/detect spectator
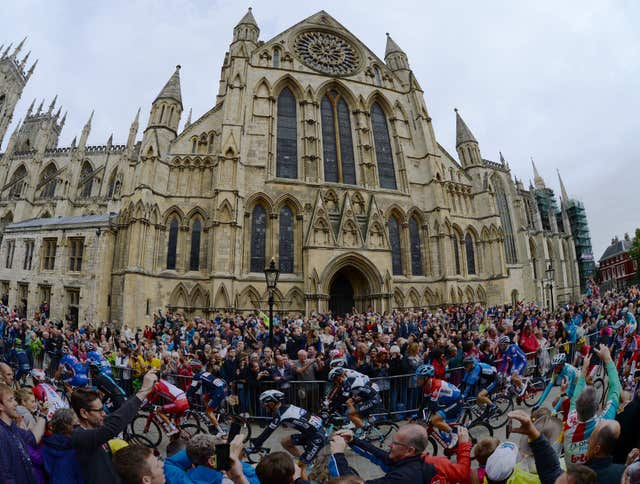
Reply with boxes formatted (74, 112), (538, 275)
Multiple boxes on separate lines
(584, 420), (625, 483)
(0, 382), (46, 483)
(614, 387), (640, 464)
(112, 444), (166, 484)
(69, 369), (157, 484)
(41, 408), (84, 484)
(0, 362), (14, 387)
(255, 451), (310, 484)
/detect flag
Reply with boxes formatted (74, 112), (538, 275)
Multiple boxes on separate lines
(259, 310), (270, 328)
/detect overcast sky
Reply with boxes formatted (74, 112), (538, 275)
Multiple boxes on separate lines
(2, 0), (638, 260)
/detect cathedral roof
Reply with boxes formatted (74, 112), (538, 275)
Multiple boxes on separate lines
(155, 65), (182, 107)
(6, 213), (114, 231)
(384, 33), (405, 57)
(236, 7), (258, 27)
(455, 109), (477, 147)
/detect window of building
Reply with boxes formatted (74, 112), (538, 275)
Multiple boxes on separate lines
(373, 66), (382, 86)
(42, 238), (57, 270)
(409, 217), (423, 276)
(68, 238), (84, 272)
(208, 133), (214, 154)
(166, 218), (179, 270)
(191, 138), (197, 154)
(18, 283), (28, 317)
(5, 240), (15, 269)
(388, 215), (403, 275)
(39, 285), (51, 314)
(276, 88), (298, 179)
(273, 47), (280, 67)
(279, 206), (294, 274)
(8, 165), (27, 199)
(39, 163), (58, 199)
(465, 233), (476, 275)
(371, 103), (397, 189)
(66, 287), (80, 324)
(321, 91), (356, 185)
(189, 219), (201, 271)
(250, 205), (267, 272)
(494, 181), (517, 264)
(107, 169), (119, 198)
(453, 235), (461, 275)
(78, 161), (94, 198)
(23, 240), (34, 270)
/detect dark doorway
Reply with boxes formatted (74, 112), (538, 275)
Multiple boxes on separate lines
(329, 273), (354, 316)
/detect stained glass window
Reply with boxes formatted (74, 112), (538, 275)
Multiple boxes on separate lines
(337, 99), (356, 184)
(409, 217), (423, 276)
(79, 161), (93, 198)
(321, 96), (338, 183)
(495, 182), (517, 264)
(166, 218), (179, 270)
(453, 235), (461, 275)
(39, 164), (57, 199)
(388, 216), (403, 275)
(371, 103), (396, 189)
(279, 207), (294, 273)
(321, 91), (356, 184)
(190, 219), (201, 271)
(250, 205), (266, 272)
(8, 165), (27, 199)
(276, 88), (298, 179)
(465, 233), (476, 275)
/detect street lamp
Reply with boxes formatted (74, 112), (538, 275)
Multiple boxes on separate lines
(264, 258), (280, 349)
(545, 264), (555, 311)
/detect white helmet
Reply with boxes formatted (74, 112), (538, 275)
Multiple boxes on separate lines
(259, 389), (284, 405)
(551, 353), (566, 366)
(31, 368), (46, 383)
(329, 357), (347, 369)
(328, 367), (346, 380)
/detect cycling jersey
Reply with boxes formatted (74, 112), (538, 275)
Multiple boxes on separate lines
(344, 369), (370, 388)
(92, 370), (127, 410)
(462, 361), (497, 398)
(422, 378), (462, 422)
(87, 350), (113, 376)
(32, 382), (68, 419)
(499, 344), (527, 375)
(187, 371), (227, 409)
(59, 354), (89, 387)
(251, 404), (324, 464)
(616, 335), (640, 370)
(6, 347), (31, 380)
(537, 363), (579, 411)
(147, 379), (189, 415)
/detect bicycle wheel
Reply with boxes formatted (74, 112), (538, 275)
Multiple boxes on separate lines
(523, 377), (546, 407)
(180, 423), (202, 440)
(363, 420), (398, 448)
(467, 421), (493, 444)
(219, 414), (252, 443)
(124, 431), (155, 448)
(130, 413), (163, 448)
(592, 378), (606, 407)
(425, 436), (439, 456)
(487, 395), (513, 429)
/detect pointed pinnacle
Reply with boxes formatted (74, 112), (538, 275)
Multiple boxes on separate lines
(2, 43), (13, 58)
(499, 151), (506, 164)
(20, 50), (30, 69)
(37, 99), (44, 114)
(48, 95), (58, 113)
(185, 107), (192, 127)
(27, 59), (38, 76)
(71, 136), (77, 148)
(557, 169), (569, 201)
(12, 37), (26, 57)
(54, 106), (62, 119)
(26, 98), (35, 115)
(131, 107), (140, 128)
(59, 111), (67, 128)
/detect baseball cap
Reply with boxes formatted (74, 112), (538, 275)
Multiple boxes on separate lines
(486, 442), (518, 481)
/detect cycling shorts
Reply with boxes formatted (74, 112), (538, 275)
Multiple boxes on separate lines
(291, 431), (325, 464)
(437, 400), (462, 423)
(206, 387), (227, 410)
(511, 360), (526, 376)
(160, 398), (189, 415)
(355, 394), (381, 416)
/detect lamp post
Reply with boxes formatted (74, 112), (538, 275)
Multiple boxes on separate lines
(546, 264), (555, 311)
(264, 258), (280, 349)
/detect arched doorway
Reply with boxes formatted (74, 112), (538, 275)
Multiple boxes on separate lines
(328, 265), (371, 316)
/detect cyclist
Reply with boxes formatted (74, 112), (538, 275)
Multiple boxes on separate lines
(326, 366), (380, 431)
(5, 338), (31, 384)
(416, 364), (462, 448)
(616, 323), (639, 372)
(498, 335), (527, 395)
(30, 368), (68, 419)
(146, 378), (190, 436)
(460, 356), (498, 411)
(250, 389), (324, 468)
(87, 343), (114, 376)
(57, 347), (89, 389)
(88, 360), (127, 410)
(186, 360), (227, 436)
(534, 352), (579, 414)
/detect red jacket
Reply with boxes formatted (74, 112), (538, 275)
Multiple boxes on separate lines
(422, 440), (472, 484)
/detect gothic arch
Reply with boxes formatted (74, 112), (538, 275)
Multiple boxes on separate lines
(186, 206), (208, 224)
(271, 74), (305, 100)
(406, 207), (425, 225)
(364, 90), (395, 116)
(169, 283), (189, 309)
(286, 287), (305, 311)
(477, 286), (487, 303)
(38, 162), (58, 199)
(315, 79), (358, 107)
(162, 206), (185, 225)
(214, 285), (231, 309)
(323, 189), (340, 213)
(351, 191), (366, 215)
(273, 193), (303, 214)
(465, 286), (475, 303)
(319, 252), (384, 294)
(238, 286), (261, 310)
(7, 164), (28, 199)
(408, 288), (421, 308)
(393, 288), (405, 309)
(424, 288), (436, 306)
(450, 287), (458, 303)
(383, 204), (407, 224)
(244, 192), (274, 215)
(190, 284), (210, 309)
(216, 199), (234, 223)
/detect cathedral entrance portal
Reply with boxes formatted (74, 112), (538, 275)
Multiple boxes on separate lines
(328, 265), (371, 316)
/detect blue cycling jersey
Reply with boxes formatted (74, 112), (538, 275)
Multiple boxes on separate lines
(7, 348), (31, 369)
(87, 351), (113, 376)
(538, 363), (579, 410)
(499, 344), (527, 373)
(462, 361), (497, 398)
(60, 354), (89, 387)
(188, 371), (227, 409)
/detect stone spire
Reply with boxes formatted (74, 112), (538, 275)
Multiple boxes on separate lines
(127, 108), (140, 150)
(154, 65), (182, 107)
(26, 59), (37, 80)
(532, 157), (546, 189)
(385, 32), (405, 57)
(2, 43), (13, 58)
(36, 99), (44, 114)
(455, 108), (478, 147)
(232, 7), (259, 46)
(79, 110), (94, 150)
(557, 169), (569, 201)
(19, 50), (30, 70)
(48, 95), (58, 114)
(499, 151), (506, 165)
(106, 133), (113, 150)
(11, 37), (26, 58)
(184, 107), (192, 128)
(59, 111), (67, 129)
(237, 7), (258, 28)
(26, 98), (35, 116)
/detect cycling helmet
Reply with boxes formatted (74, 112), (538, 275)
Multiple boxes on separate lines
(551, 353), (567, 366)
(86, 342), (95, 351)
(259, 389), (285, 405)
(14, 338), (23, 348)
(415, 364), (435, 378)
(498, 336), (511, 345)
(625, 323), (637, 338)
(31, 368), (46, 383)
(88, 360), (101, 371)
(329, 357), (347, 369)
(462, 356), (476, 367)
(328, 367), (346, 380)
(190, 359), (203, 371)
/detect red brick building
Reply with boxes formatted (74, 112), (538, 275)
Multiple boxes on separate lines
(598, 233), (638, 290)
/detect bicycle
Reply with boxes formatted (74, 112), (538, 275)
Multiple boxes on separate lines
(320, 406), (398, 449)
(458, 393), (513, 430)
(129, 404), (200, 448)
(503, 374), (548, 407)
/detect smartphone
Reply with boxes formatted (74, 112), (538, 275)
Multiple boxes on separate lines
(214, 443), (231, 471)
(227, 421), (241, 443)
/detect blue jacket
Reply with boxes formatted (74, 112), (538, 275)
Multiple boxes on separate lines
(41, 433), (84, 484)
(164, 449), (259, 484)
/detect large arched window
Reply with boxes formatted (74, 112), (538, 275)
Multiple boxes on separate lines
(189, 219), (202, 271)
(452, 235), (461, 275)
(321, 90), (356, 185)
(78, 161), (94, 199)
(107, 169), (120, 198)
(279, 206), (294, 274)
(250, 205), (267, 272)
(276, 88), (298, 179)
(166, 218), (179, 270)
(39, 163), (57, 200)
(494, 179), (517, 264)
(409, 217), (423, 276)
(8, 165), (27, 199)
(371, 103), (396, 189)
(388, 215), (403, 275)
(465, 233), (476, 275)
(529, 239), (538, 280)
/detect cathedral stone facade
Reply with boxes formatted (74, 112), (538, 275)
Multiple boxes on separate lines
(0, 10), (582, 325)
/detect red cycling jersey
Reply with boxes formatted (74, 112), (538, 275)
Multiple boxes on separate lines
(147, 379), (189, 415)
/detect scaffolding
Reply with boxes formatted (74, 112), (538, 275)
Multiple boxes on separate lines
(534, 187), (559, 231)
(565, 199), (595, 291)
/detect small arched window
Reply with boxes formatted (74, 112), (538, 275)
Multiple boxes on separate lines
(388, 215), (403, 275)
(39, 163), (58, 200)
(159, 105), (165, 123)
(373, 66), (382, 86)
(465, 233), (476, 275)
(371, 103), (396, 189)
(107, 169), (119, 198)
(279, 206), (294, 274)
(8, 165), (27, 199)
(250, 205), (267, 272)
(189, 219), (202, 271)
(79, 161), (93, 198)
(452, 234), (461, 275)
(276, 88), (298, 179)
(409, 217), (422, 276)
(191, 138), (197, 154)
(166, 218), (179, 270)
(208, 133), (214, 154)
(273, 48), (280, 67)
